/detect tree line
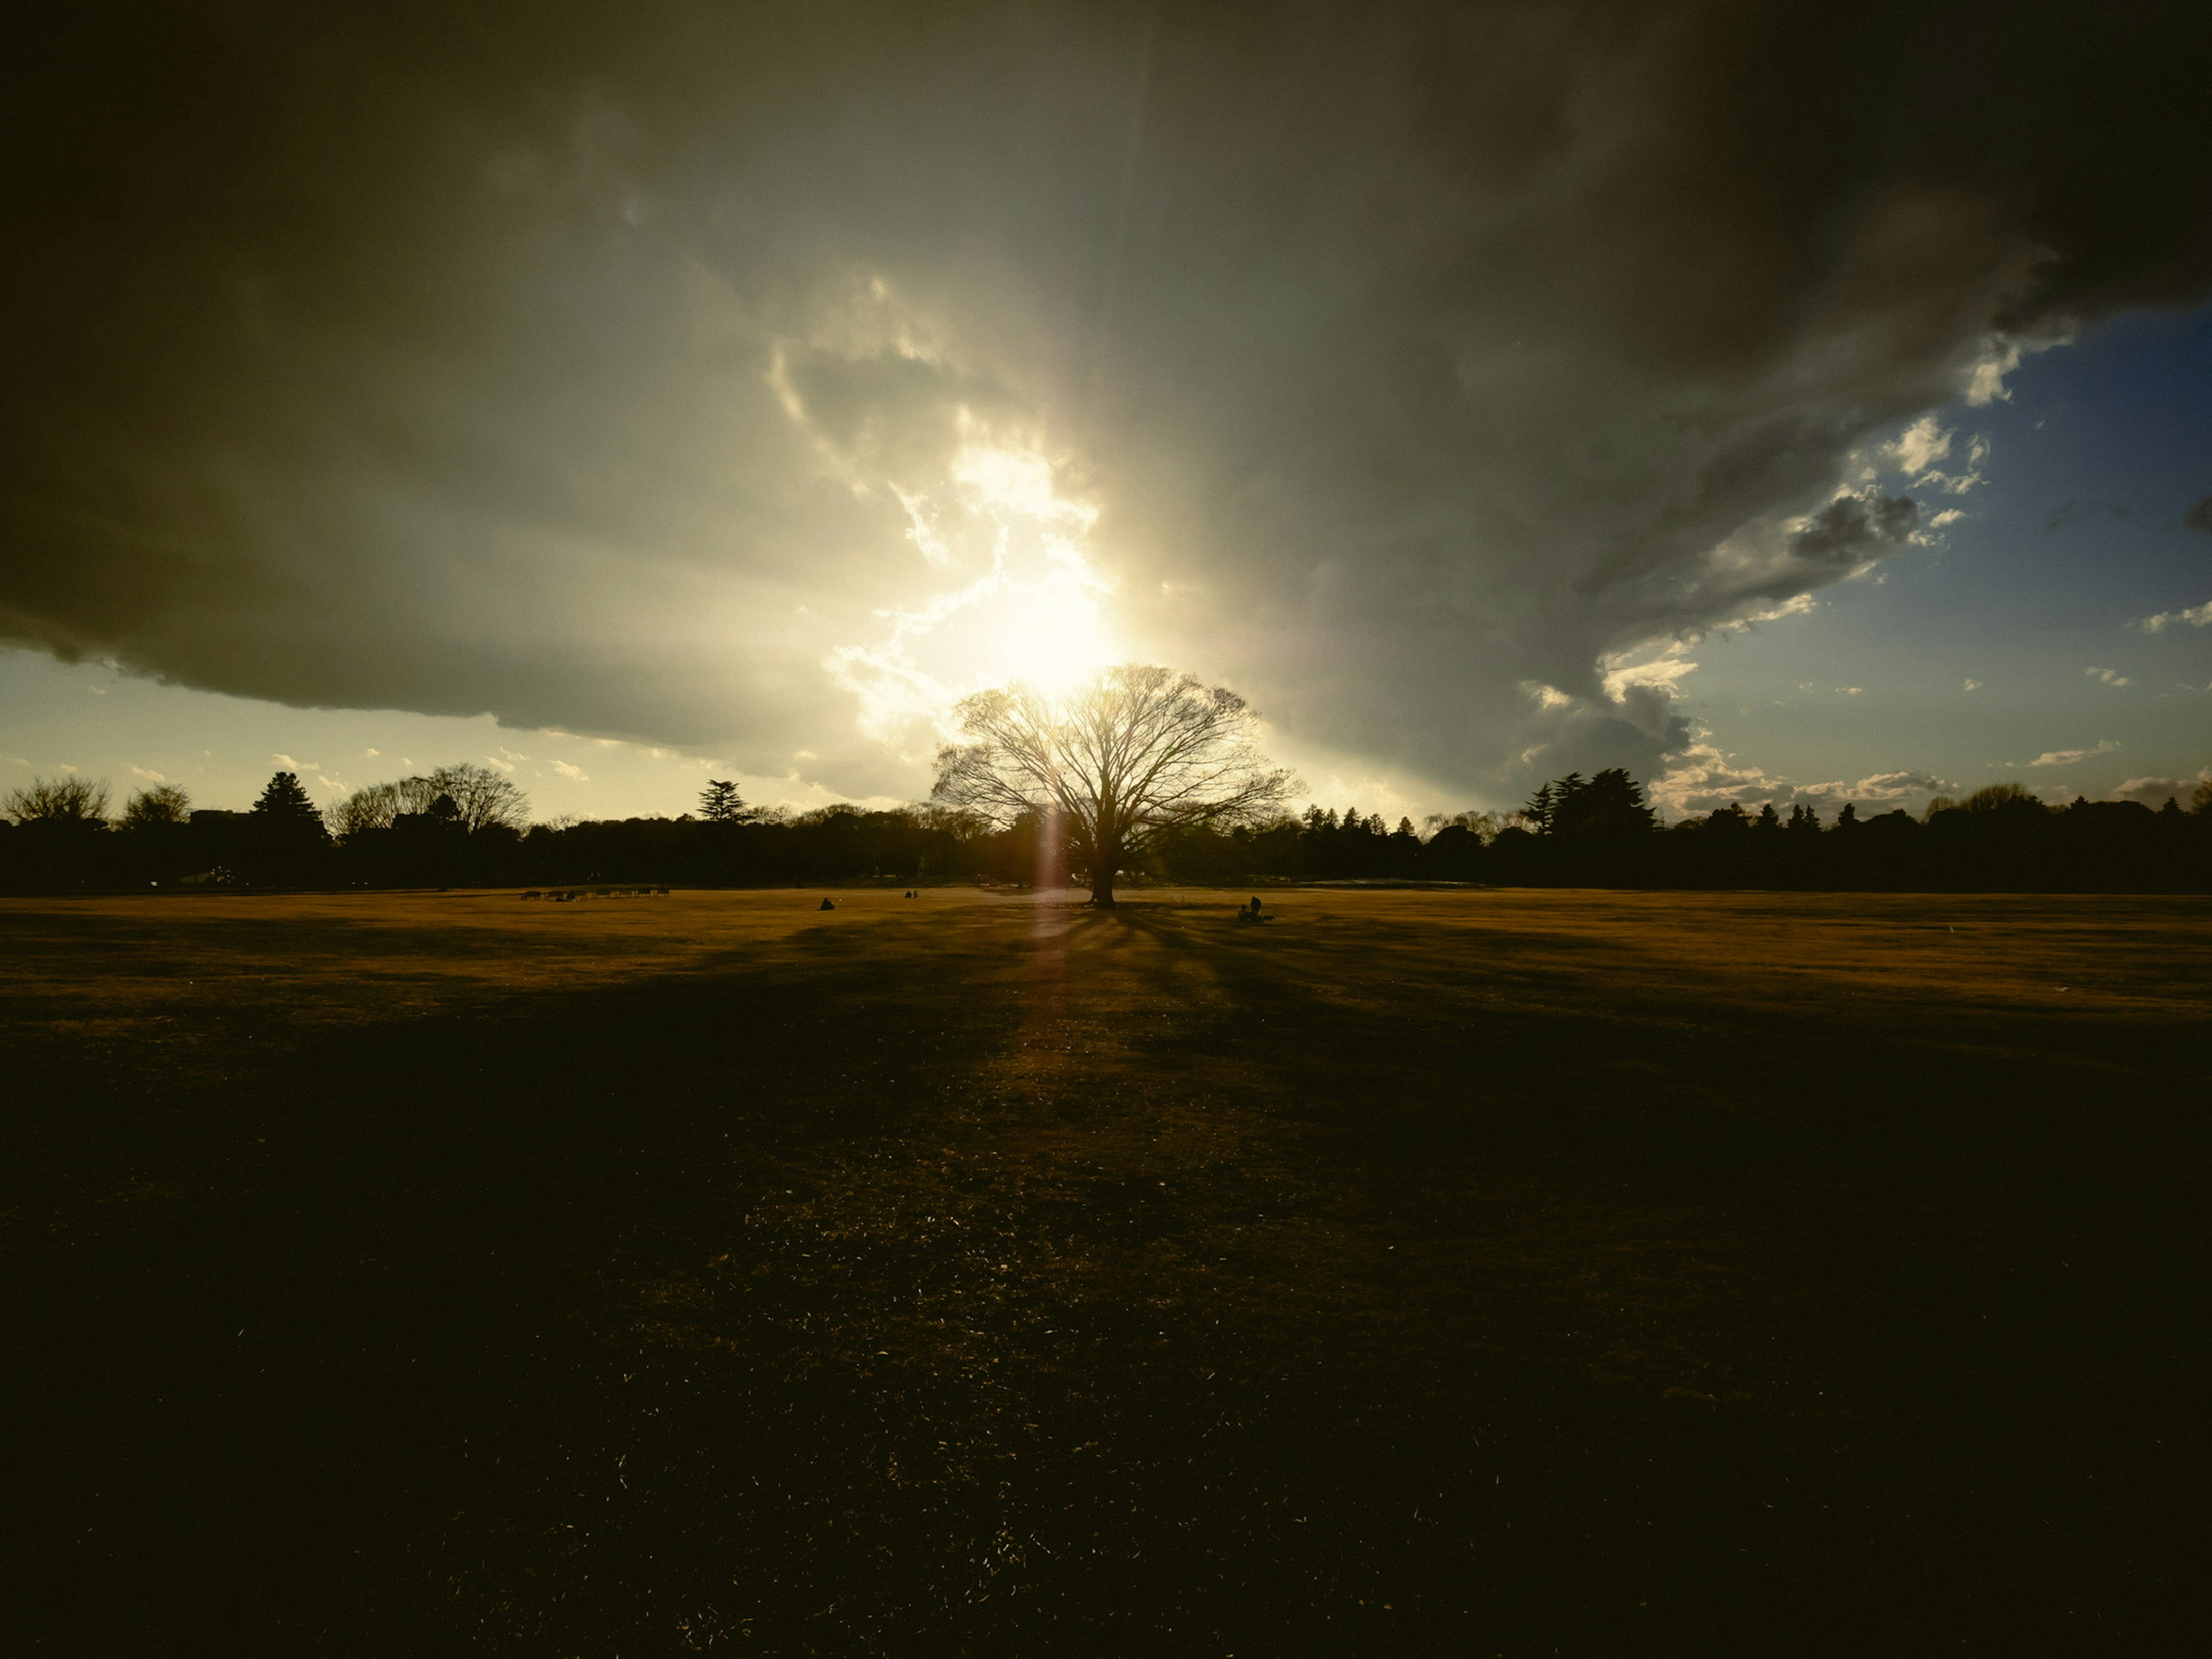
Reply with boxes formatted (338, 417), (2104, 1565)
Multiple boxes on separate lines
(1150, 770), (2212, 893)
(5, 760), (2207, 895)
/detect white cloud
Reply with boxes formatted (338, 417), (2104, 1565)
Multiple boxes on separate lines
(1525, 682), (1575, 711)
(2029, 738), (2120, 767)
(1963, 679), (1981, 691)
(551, 759), (588, 781)
(2084, 666), (2132, 687)
(1649, 730), (1953, 817)
(2134, 600), (2212, 633)
(2112, 769), (2210, 806)
(1928, 509), (1964, 529)
(1921, 435), (1992, 496)
(1962, 338), (2027, 406)
(128, 765), (172, 783)
(1884, 415), (1952, 476)
(1601, 655), (1699, 703)
(1836, 686), (1862, 695)
(1881, 415), (1990, 499)
(1828, 770), (1958, 804)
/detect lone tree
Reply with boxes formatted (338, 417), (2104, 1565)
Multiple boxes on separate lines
(253, 770), (324, 828)
(699, 779), (749, 822)
(933, 664), (1295, 906)
(120, 782), (192, 829)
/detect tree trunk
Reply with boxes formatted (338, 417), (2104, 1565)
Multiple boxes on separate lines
(1088, 834), (1118, 906)
(1088, 823), (1123, 902)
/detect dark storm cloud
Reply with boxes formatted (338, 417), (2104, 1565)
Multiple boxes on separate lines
(5, 1), (2211, 797)
(2186, 497), (2212, 536)
(1789, 493), (1918, 571)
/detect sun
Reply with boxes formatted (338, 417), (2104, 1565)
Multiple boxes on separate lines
(982, 568), (1116, 693)
(826, 428), (1126, 743)
(945, 437), (1119, 693)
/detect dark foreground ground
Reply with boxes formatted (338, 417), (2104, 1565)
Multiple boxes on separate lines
(3, 888), (2207, 1655)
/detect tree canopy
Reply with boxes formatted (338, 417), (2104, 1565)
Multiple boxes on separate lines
(933, 664), (1295, 905)
(1522, 768), (1657, 836)
(120, 783), (192, 828)
(3, 774), (109, 825)
(330, 763), (529, 838)
(253, 771), (321, 824)
(698, 780), (750, 823)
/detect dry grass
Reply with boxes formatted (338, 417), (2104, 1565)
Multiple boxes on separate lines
(7, 883), (2198, 1066)
(5, 886), (2206, 1654)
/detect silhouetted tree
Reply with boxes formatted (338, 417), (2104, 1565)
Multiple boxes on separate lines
(1523, 777), (1578, 834)
(1548, 769), (1657, 836)
(329, 764), (527, 841)
(1955, 782), (2047, 819)
(933, 664), (1295, 906)
(253, 771), (321, 826)
(699, 779), (749, 822)
(5, 774), (109, 824)
(425, 764), (529, 832)
(120, 783), (192, 828)
(245, 771), (331, 884)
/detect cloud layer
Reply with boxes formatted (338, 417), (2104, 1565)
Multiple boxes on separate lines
(5, 2), (2210, 801)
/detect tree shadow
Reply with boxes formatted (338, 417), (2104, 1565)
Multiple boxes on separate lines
(7, 900), (2206, 1655)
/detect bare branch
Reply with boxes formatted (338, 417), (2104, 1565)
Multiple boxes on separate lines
(931, 664), (1298, 904)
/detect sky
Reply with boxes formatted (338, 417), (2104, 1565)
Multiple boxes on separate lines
(4, 2), (2209, 825)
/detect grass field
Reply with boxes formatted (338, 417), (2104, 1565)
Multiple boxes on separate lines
(5, 887), (2207, 1654)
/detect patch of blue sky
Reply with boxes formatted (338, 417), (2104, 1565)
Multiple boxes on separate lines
(1677, 304), (2212, 807)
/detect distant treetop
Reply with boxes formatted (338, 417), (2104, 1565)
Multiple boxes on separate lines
(252, 771), (322, 823)
(699, 779), (751, 823)
(1523, 768), (1657, 836)
(3, 774), (109, 825)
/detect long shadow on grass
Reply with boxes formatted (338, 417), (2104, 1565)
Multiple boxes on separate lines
(9, 903), (2206, 1657)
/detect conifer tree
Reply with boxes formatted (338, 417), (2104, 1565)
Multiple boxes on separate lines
(253, 771), (323, 828)
(699, 779), (748, 822)
(1524, 780), (1557, 834)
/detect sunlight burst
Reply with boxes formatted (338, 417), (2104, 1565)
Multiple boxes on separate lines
(828, 426), (1122, 748)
